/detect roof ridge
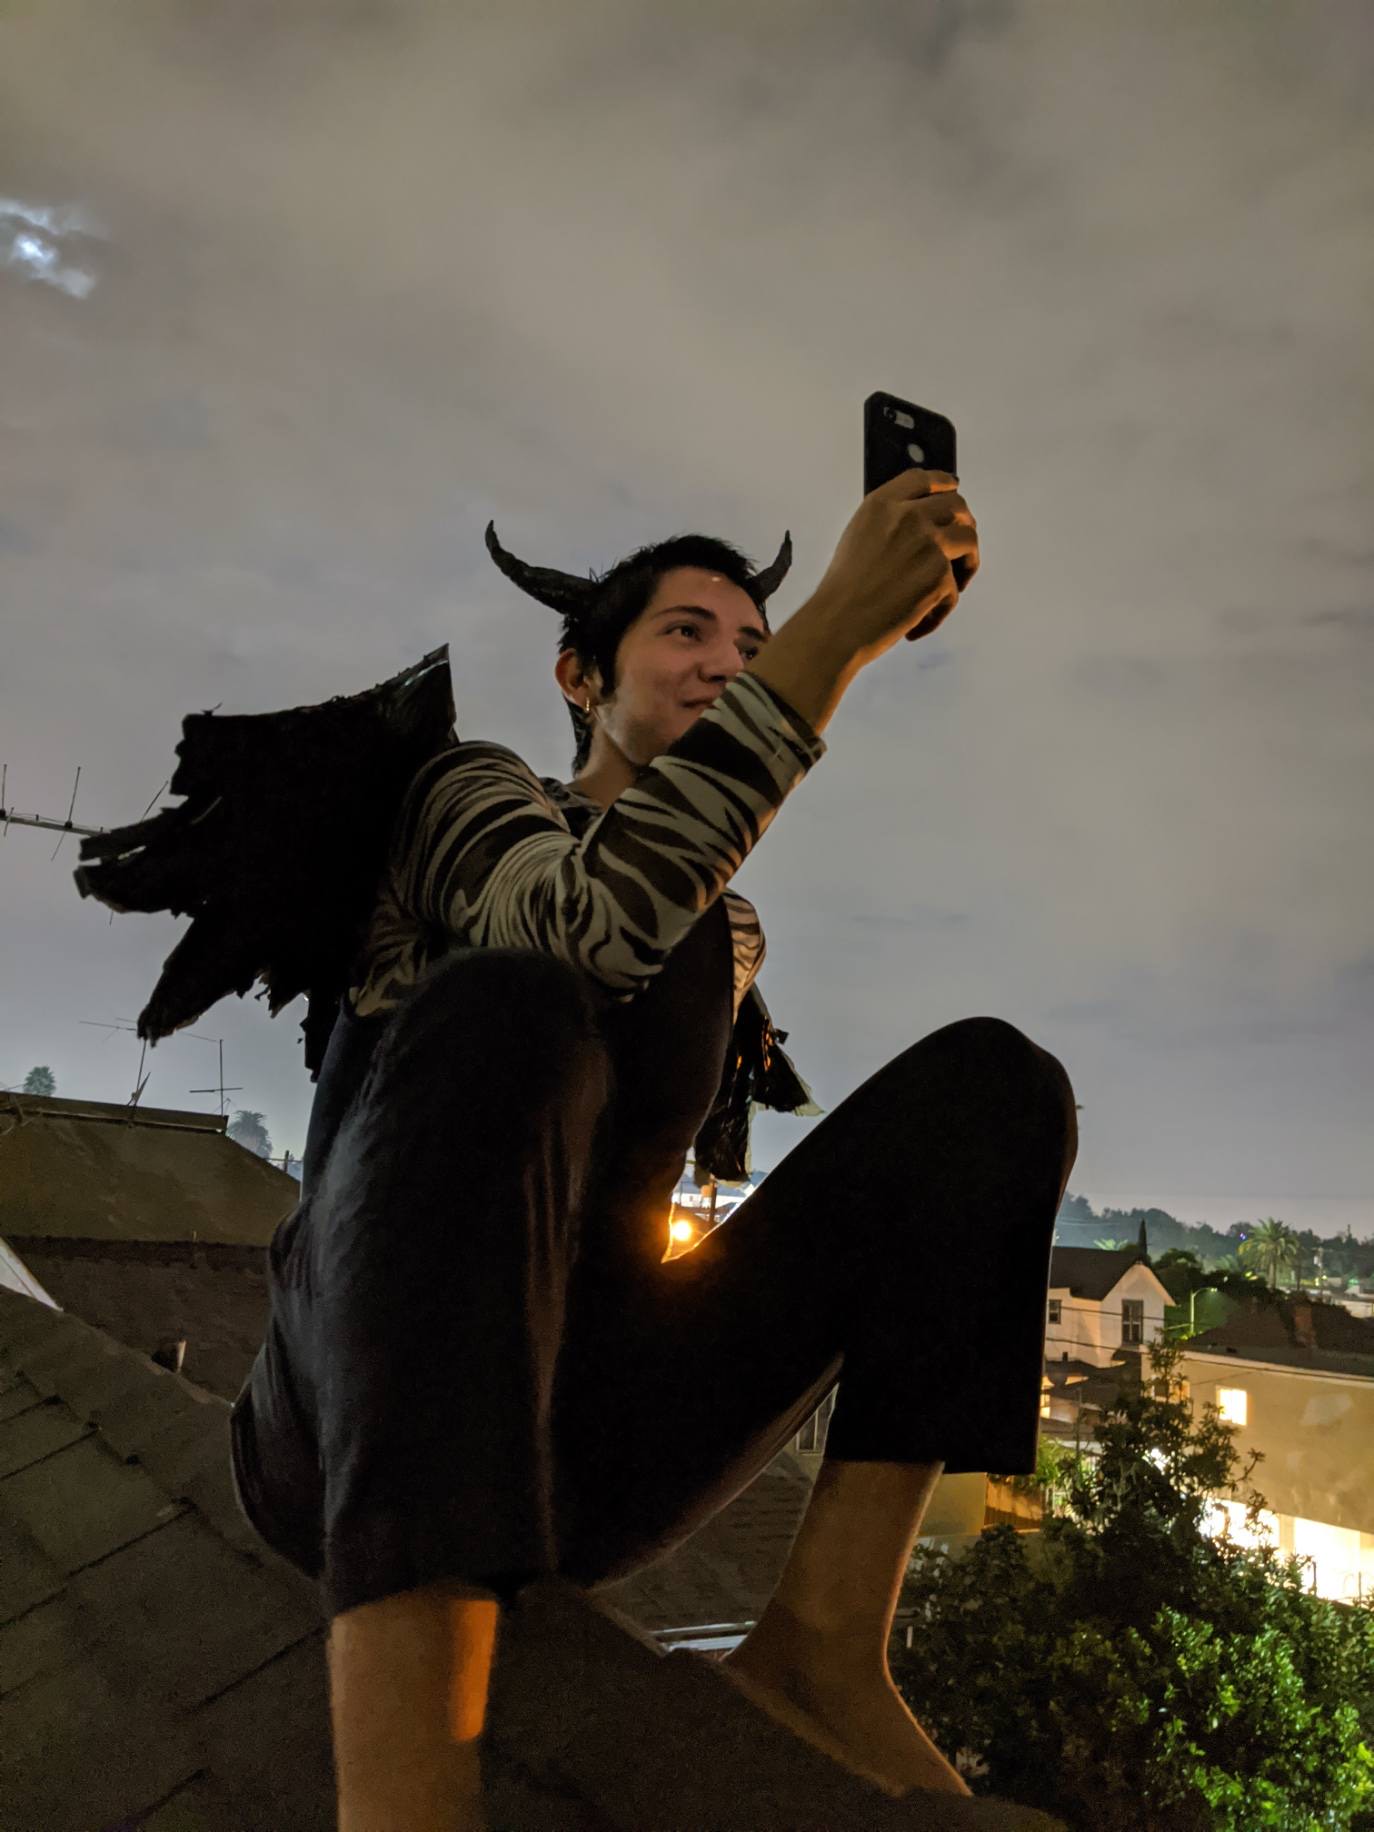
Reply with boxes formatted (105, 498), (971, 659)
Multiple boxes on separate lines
(2, 1090), (230, 1133)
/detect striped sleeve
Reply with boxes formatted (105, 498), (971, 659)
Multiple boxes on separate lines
(393, 671), (824, 1000)
(723, 890), (766, 1016)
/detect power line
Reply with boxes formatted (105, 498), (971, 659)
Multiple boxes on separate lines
(76, 1017), (151, 1108)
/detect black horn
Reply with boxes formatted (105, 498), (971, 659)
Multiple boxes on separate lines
(485, 520), (792, 615)
(484, 522), (599, 618)
(747, 530), (793, 607)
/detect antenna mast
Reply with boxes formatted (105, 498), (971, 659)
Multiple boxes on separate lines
(188, 1035), (243, 1119)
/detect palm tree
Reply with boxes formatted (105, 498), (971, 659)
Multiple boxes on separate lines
(1093, 1237), (1132, 1252)
(227, 1109), (273, 1159)
(1237, 1217), (1299, 1291)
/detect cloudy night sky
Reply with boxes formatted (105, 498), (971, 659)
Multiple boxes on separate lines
(3, 1), (1371, 1237)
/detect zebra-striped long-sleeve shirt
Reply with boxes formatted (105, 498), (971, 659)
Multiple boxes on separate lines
(346, 670), (825, 1021)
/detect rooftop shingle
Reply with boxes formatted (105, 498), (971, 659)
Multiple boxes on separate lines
(1, 1288), (1063, 1828)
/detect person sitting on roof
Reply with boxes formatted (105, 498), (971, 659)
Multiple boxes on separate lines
(224, 463), (1077, 1825)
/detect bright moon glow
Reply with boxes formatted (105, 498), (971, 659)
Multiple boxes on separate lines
(1, 197), (101, 298)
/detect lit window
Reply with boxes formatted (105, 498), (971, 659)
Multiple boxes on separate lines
(1217, 1387), (1248, 1426)
(1047, 1299), (1062, 1325)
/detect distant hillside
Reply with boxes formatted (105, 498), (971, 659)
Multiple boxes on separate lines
(1055, 1192), (1374, 1281)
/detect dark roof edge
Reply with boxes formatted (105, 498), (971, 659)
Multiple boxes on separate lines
(1, 1091), (229, 1134)
(1183, 1339), (1374, 1379)
(6, 1237), (269, 1262)
(0, 1284), (229, 1416)
(0, 1285), (321, 1589)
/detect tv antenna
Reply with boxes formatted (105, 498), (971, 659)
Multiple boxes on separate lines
(187, 1033), (243, 1119)
(78, 1017), (152, 1108)
(2, 762), (170, 921)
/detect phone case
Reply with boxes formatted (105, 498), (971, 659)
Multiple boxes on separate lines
(864, 392), (958, 495)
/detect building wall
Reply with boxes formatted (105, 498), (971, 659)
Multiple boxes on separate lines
(1207, 1497), (1374, 1604)
(1046, 1264), (1168, 1368)
(1182, 1348), (1374, 1600)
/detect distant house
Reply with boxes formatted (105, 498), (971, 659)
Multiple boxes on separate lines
(791, 1247), (1178, 1479)
(1045, 1246), (1172, 1369)
(1181, 1296), (1374, 1603)
(1016, 1247), (1173, 1444)
(0, 1089), (297, 1398)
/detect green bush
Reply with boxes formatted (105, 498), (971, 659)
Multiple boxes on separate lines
(891, 1342), (1374, 1828)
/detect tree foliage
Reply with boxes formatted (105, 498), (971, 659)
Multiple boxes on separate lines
(226, 1108), (272, 1158)
(21, 1065), (56, 1096)
(891, 1340), (1374, 1828)
(1057, 1193), (1374, 1286)
(1238, 1218), (1302, 1291)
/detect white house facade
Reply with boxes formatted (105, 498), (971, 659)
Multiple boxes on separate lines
(1046, 1248), (1172, 1369)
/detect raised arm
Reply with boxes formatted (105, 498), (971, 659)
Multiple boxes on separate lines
(394, 670), (824, 1000)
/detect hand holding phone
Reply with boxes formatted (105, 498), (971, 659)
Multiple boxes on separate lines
(864, 392), (977, 634)
(810, 461), (979, 665)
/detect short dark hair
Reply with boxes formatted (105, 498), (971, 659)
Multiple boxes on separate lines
(561, 532), (767, 773)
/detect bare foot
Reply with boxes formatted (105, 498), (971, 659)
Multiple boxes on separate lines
(715, 1638), (971, 1801)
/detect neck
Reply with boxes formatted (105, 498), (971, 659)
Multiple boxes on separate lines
(571, 753), (636, 810)
(570, 727), (645, 810)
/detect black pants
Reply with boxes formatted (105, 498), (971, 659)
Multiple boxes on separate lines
(230, 943), (1078, 1622)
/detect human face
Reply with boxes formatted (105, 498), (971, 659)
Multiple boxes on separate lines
(589, 566), (771, 764)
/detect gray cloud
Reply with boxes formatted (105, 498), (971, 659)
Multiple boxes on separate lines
(1302, 607), (1374, 634)
(2, 0), (1372, 1214)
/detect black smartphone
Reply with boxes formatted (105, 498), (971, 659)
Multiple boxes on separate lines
(863, 391), (958, 494)
(864, 391), (969, 596)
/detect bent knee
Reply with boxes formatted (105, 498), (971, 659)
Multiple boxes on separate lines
(937, 1015), (1076, 1108)
(931, 1014), (1037, 1062)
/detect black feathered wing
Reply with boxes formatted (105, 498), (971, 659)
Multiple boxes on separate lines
(73, 646), (457, 1079)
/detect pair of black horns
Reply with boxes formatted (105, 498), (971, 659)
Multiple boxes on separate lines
(483, 521), (793, 616)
